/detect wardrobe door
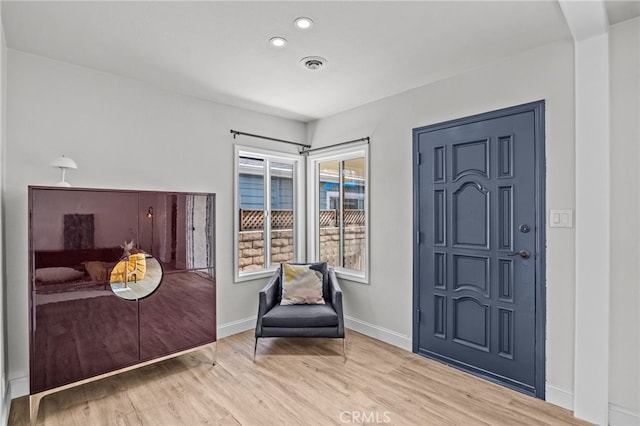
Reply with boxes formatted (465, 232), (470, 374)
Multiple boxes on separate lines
(138, 193), (216, 360)
(139, 268), (216, 360)
(31, 291), (139, 392)
(30, 188), (140, 393)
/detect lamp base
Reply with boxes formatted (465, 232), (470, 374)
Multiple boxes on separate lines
(55, 167), (72, 187)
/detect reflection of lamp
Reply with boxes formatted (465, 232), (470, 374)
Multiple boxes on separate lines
(50, 155), (78, 187)
(147, 207), (154, 255)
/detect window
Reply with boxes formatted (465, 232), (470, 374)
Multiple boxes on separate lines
(234, 146), (303, 281)
(307, 145), (369, 282)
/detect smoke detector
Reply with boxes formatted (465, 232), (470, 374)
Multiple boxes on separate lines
(300, 56), (327, 71)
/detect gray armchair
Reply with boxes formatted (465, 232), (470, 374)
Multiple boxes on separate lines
(254, 262), (345, 361)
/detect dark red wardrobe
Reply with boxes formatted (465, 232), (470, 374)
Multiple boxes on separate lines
(28, 187), (216, 396)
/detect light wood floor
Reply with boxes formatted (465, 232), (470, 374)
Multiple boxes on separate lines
(9, 330), (589, 426)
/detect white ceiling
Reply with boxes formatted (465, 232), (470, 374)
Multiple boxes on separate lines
(2, 1), (638, 122)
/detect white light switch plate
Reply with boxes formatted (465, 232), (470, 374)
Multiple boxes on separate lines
(549, 209), (573, 228)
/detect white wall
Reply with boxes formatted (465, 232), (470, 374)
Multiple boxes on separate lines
(308, 40), (577, 402)
(0, 3), (7, 424)
(609, 17), (640, 422)
(4, 50), (305, 395)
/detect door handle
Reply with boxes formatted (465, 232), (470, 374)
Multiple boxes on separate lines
(508, 249), (530, 259)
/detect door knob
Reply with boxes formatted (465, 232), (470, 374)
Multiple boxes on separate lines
(508, 249), (530, 259)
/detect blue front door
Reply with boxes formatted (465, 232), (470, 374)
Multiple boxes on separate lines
(413, 101), (545, 397)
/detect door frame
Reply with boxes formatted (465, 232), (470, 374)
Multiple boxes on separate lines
(412, 100), (546, 399)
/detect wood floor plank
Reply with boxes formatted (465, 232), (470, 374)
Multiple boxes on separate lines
(9, 330), (590, 425)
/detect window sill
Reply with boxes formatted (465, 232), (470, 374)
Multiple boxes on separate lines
(235, 268), (278, 283)
(334, 268), (368, 284)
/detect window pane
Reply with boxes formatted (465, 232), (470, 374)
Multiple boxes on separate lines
(238, 156), (265, 271)
(319, 160), (340, 268)
(271, 161), (294, 265)
(342, 157), (366, 271)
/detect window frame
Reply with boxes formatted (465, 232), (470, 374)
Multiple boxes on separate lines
(307, 144), (370, 283)
(234, 145), (305, 282)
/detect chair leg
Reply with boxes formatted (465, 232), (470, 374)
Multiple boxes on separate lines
(253, 338), (259, 362)
(342, 338), (347, 362)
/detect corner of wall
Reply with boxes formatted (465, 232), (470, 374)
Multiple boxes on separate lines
(559, 2), (611, 423)
(8, 377), (27, 401)
(545, 385), (640, 425)
(0, 3), (9, 424)
(1, 373), (9, 426)
(545, 384), (574, 411)
(217, 316), (256, 339)
(608, 405), (640, 426)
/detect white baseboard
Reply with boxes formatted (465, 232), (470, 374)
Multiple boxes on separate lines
(217, 316), (256, 339)
(546, 384), (574, 411)
(545, 384), (640, 425)
(216, 314), (413, 352)
(344, 315), (412, 351)
(609, 404), (640, 426)
(8, 376), (28, 400)
(216, 315), (413, 352)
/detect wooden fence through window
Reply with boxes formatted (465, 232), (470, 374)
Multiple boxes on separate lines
(240, 209), (364, 231)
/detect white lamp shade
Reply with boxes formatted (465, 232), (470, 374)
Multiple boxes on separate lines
(50, 156), (78, 169)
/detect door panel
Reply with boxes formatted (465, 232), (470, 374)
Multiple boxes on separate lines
(413, 102), (545, 397)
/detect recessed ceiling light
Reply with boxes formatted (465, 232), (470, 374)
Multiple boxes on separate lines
(294, 17), (314, 30)
(300, 56), (327, 71)
(269, 37), (288, 48)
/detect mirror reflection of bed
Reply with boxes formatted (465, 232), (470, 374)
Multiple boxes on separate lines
(109, 255), (163, 300)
